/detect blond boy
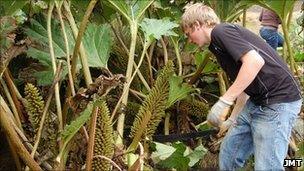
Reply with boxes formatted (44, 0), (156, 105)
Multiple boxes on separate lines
(181, 3), (302, 170)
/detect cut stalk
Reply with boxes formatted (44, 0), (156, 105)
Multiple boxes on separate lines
(4, 69), (24, 122)
(164, 113), (170, 135)
(7, 136), (22, 171)
(0, 99), (42, 171)
(0, 78), (22, 129)
(242, 9), (246, 27)
(282, 22), (297, 75)
(14, 126), (53, 170)
(218, 71), (227, 95)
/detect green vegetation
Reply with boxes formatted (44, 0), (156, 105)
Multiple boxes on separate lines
(0, 0), (303, 170)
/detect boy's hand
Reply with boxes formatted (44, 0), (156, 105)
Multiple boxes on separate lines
(207, 97), (233, 127)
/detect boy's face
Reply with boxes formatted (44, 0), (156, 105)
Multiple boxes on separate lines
(184, 24), (209, 47)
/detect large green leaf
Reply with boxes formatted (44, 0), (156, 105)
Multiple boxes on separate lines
(61, 102), (93, 143)
(26, 18), (112, 68)
(195, 51), (219, 73)
(57, 102), (93, 162)
(107, 0), (154, 22)
(151, 142), (176, 163)
(0, 16), (17, 51)
(25, 18), (73, 85)
(205, 0), (255, 22)
(32, 67), (69, 86)
(25, 18), (112, 85)
(0, 16), (18, 77)
(70, 0), (90, 22)
(295, 52), (304, 62)
(139, 18), (178, 42)
(25, 18), (72, 61)
(152, 0), (183, 21)
(158, 142), (190, 170)
(185, 145), (208, 167)
(154, 142), (207, 169)
(0, 0), (28, 16)
(82, 24), (112, 68)
(166, 76), (196, 108)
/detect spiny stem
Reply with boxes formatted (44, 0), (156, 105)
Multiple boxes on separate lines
(105, 16), (151, 91)
(160, 37), (168, 64)
(56, 2), (75, 96)
(47, 1), (63, 135)
(170, 37), (182, 76)
(14, 125), (53, 170)
(115, 22), (138, 145)
(111, 41), (150, 121)
(30, 62), (62, 161)
(93, 155), (122, 171)
(70, 0), (97, 86)
(188, 51), (211, 85)
(85, 106), (99, 171)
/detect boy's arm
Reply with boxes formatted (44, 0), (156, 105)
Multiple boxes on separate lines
(207, 50), (264, 127)
(222, 50), (265, 103)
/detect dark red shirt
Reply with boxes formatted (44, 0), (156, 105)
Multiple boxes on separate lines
(259, 8), (281, 29)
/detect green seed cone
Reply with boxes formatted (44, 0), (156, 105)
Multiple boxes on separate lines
(92, 100), (114, 171)
(130, 61), (174, 140)
(24, 83), (45, 132)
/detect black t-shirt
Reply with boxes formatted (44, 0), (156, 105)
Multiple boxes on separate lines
(208, 23), (301, 105)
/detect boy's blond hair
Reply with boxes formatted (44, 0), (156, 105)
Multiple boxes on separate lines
(181, 3), (220, 31)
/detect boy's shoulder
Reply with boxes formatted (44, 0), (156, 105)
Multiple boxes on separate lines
(214, 23), (238, 32)
(212, 23), (239, 37)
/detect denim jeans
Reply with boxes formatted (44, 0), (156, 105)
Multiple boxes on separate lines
(219, 99), (302, 171)
(259, 27), (284, 50)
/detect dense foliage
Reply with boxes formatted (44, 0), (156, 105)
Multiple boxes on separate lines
(0, 0), (303, 170)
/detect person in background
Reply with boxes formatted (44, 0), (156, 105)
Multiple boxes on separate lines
(181, 3), (302, 170)
(259, 8), (284, 50)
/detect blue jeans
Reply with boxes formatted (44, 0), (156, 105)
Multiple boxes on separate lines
(259, 27), (284, 50)
(219, 99), (302, 171)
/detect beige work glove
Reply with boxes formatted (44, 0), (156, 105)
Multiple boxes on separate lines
(207, 97), (233, 127)
(217, 118), (236, 137)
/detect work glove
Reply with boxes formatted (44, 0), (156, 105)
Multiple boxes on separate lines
(207, 97), (233, 127)
(217, 118), (236, 137)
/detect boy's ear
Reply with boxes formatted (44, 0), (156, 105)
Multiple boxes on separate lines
(193, 21), (200, 30)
